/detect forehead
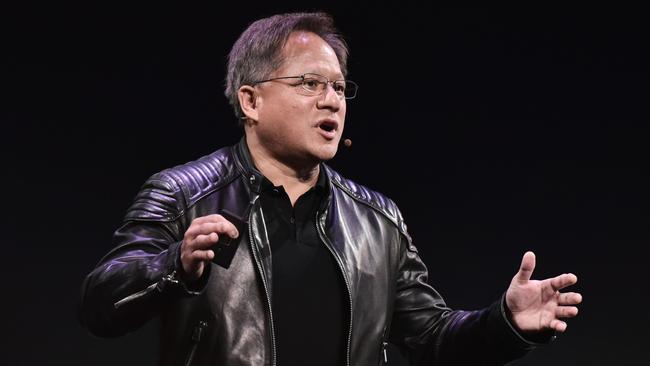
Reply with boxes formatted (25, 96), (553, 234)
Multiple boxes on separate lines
(276, 31), (342, 78)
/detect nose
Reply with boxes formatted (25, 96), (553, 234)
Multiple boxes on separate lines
(316, 83), (342, 111)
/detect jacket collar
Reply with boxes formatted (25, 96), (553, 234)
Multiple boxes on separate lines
(233, 137), (265, 194)
(233, 137), (333, 212)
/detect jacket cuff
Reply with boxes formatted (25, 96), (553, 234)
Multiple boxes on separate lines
(166, 240), (212, 296)
(489, 293), (556, 351)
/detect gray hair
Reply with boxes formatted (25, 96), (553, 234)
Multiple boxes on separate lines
(225, 12), (349, 120)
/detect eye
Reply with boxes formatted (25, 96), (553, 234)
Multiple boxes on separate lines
(302, 78), (321, 91)
(333, 81), (346, 93)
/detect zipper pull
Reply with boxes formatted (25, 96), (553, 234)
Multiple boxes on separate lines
(382, 341), (388, 364)
(161, 270), (180, 285)
(184, 321), (208, 366)
(114, 270), (180, 309)
(192, 320), (208, 342)
(113, 282), (158, 308)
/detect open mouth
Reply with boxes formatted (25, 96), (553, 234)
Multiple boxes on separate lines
(318, 120), (337, 133)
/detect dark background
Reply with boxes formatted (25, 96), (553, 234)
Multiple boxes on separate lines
(3, 2), (649, 365)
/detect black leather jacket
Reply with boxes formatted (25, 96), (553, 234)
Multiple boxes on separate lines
(79, 138), (539, 366)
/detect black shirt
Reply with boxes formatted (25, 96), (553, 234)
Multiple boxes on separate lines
(259, 171), (347, 366)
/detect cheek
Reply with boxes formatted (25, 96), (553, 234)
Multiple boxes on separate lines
(294, 98), (315, 113)
(286, 101), (316, 128)
(338, 105), (347, 127)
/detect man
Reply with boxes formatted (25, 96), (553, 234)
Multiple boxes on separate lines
(79, 12), (582, 366)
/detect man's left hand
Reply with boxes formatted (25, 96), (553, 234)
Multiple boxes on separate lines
(506, 251), (583, 334)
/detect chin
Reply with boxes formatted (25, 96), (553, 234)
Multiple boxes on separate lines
(314, 144), (339, 162)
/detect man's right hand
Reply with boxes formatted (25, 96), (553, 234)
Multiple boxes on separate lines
(180, 214), (239, 282)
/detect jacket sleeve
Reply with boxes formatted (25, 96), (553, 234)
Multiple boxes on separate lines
(78, 172), (210, 337)
(388, 213), (547, 365)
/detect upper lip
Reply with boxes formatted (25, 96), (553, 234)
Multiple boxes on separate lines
(316, 118), (339, 132)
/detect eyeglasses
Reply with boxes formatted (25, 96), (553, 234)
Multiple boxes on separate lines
(252, 73), (358, 99)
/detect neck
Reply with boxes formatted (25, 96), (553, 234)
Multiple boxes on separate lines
(246, 136), (319, 206)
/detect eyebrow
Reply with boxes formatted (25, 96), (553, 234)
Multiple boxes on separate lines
(305, 71), (345, 80)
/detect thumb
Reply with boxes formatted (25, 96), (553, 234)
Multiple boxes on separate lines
(514, 251), (536, 283)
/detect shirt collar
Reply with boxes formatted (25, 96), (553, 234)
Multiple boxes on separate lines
(260, 167), (327, 196)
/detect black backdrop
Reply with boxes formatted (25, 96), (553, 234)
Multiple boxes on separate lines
(4, 3), (649, 365)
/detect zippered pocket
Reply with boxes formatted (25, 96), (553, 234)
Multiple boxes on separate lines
(183, 320), (208, 366)
(379, 325), (389, 365)
(114, 270), (180, 309)
(380, 340), (388, 365)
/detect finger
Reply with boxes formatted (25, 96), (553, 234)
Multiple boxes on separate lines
(188, 220), (239, 238)
(182, 234), (218, 254)
(550, 273), (578, 291)
(190, 249), (214, 262)
(191, 233), (220, 249)
(514, 251), (536, 283)
(550, 319), (567, 333)
(555, 306), (579, 318)
(191, 214), (225, 226)
(180, 247), (214, 274)
(558, 292), (583, 305)
(213, 220), (239, 239)
(186, 221), (239, 240)
(192, 214), (239, 234)
(185, 222), (222, 238)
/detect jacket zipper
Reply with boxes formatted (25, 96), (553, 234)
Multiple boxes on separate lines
(380, 326), (389, 365)
(316, 211), (353, 366)
(248, 198), (277, 366)
(183, 320), (208, 366)
(114, 270), (179, 309)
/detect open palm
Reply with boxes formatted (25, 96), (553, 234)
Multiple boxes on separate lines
(506, 251), (582, 333)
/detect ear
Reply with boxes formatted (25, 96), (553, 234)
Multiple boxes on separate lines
(238, 85), (259, 122)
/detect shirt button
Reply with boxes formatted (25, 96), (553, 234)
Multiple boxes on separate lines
(290, 217), (295, 224)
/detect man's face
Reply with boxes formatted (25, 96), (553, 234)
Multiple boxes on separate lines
(251, 31), (346, 166)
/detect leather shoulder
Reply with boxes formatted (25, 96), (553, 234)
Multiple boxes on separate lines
(325, 165), (412, 241)
(124, 146), (239, 222)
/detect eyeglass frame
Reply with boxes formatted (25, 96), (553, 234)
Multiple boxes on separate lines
(250, 73), (358, 99)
